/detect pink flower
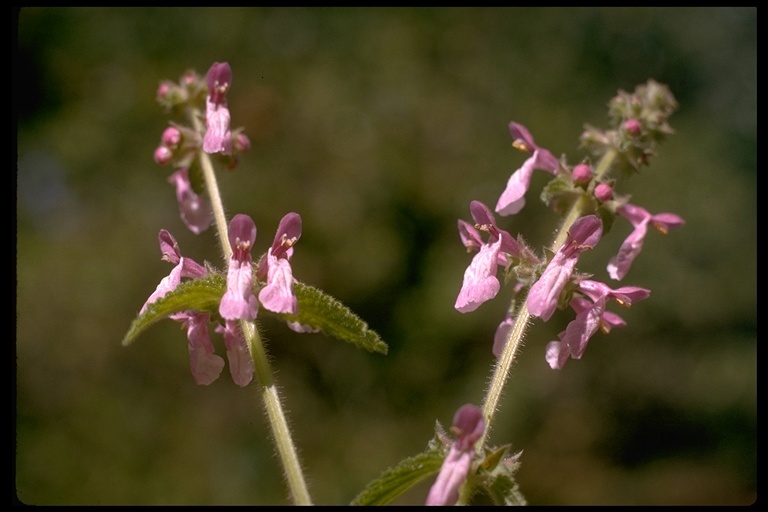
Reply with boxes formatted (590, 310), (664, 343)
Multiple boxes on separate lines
(455, 201), (522, 313)
(607, 203), (684, 280)
(426, 404), (485, 506)
(140, 231), (226, 385)
(140, 229), (207, 314)
(495, 122), (560, 216)
(167, 168), (213, 235)
(141, 229), (255, 386)
(527, 215), (603, 321)
(493, 315), (515, 357)
(206, 62), (232, 105)
(203, 62), (233, 155)
(545, 279), (650, 369)
(215, 320), (255, 387)
(258, 213), (302, 315)
(219, 214), (259, 321)
(184, 312), (225, 385)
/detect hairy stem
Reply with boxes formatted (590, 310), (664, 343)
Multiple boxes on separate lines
(191, 108), (312, 505)
(479, 301), (531, 446)
(190, 109), (232, 262)
(240, 320), (313, 505)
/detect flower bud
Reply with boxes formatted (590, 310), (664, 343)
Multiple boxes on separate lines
(572, 163), (592, 184)
(234, 133), (251, 153)
(162, 126), (182, 147)
(624, 118), (642, 136)
(153, 145), (173, 166)
(182, 71), (198, 87)
(156, 81), (172, 101)
(594, 183), (613, 202)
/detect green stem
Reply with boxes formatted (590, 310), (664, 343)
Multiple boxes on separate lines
(190, 108), (312, 505)
(240, 320), (313, 505)
(592, 147), (618, 183)
(478, 302), (531, 448)
(189, 110), (232, 261)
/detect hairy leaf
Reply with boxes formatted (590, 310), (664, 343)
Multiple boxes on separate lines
(351, 448), (445, 506)
(277, 281), (388, 355)
(122, 273), (226, 346)
(482, 473), (527, 506)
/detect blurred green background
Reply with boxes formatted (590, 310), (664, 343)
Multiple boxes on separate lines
(15, 7), (756, 505)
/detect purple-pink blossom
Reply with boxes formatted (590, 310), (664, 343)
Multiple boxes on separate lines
(607, 203), (684, 281)
(545, 279), (650, 369)
(215, 320), (255, 387)
(455, 201), (523, 313)
(184, 312), (225, 385)
(219, 214), (259, 321)
(426, 404), (485, 506)
(258, 212), (302, 315)
(140, 229), (207, 314)
(527, 215), (603, 322)
(495, 122), (560, 216)
(493, 315), (515, 357)
(167, 168), (213, 235)
(141, 230), (252, 386)
(203, 61), (233, 155)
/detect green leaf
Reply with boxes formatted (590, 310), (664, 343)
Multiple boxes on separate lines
(123, 274), (387, 355)
(482, 473), (527, 506)
(122, 273), (226, 346)
(476, 449), (526, 506)
(351, 448), (445, 506)
(276, 281), (388, 355)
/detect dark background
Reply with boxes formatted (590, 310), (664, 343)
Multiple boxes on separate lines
(15, 7), (756, 505)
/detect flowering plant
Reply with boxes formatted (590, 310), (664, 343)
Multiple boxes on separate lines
(124, 62), (682, 505)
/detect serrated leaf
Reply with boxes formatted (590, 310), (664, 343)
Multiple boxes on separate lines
(351, 448), (445, 506)
(482, 473), (527, 506)
(276, 281), (388, 355)
(122, 273), (226, 346)
(477, 449), (526, 506)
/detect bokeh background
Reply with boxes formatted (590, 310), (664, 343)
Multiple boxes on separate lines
(15, 7), (756, 506)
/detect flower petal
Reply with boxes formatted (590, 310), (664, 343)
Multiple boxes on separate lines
(455, 238), (502, 313)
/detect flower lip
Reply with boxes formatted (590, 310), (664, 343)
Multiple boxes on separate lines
(469, 200), (521, 256)
(206, 61), (232, 106)
(228, 213), (257, 260)
(270, 212), (302, 259)
(452, 403), (485, 452)
(566, 214), (603, 252)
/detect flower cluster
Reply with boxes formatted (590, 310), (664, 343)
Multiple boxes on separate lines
(581, 79), (679, 176)
(141, 212), (304, 385)
(455, 81), (683, 369)
(152, 62), (251, 235)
